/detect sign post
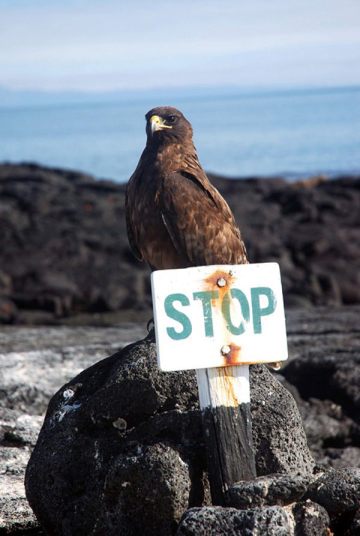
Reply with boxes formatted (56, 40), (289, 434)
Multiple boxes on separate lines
(196, 364), (255, 504)
(151, 263), (288, 505)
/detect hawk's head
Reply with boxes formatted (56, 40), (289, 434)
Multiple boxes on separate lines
(145, 106), (193, 144)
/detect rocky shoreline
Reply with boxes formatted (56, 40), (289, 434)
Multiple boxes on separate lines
(0, 163), (359, 325)
(1, 307), (359, 534)
(0, 163), (359, 534)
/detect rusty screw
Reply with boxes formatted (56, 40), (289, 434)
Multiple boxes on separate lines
(217, 277), (227, 287)
(221, 345), (231, 356)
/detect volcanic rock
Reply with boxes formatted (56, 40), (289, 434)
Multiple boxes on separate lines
(291, 500), (331, 536)
(176, 501), (330, 535)
(176, 505), (294, 535)
(0, 163), (359, 323)
(250, 365), (313, 476)
(25, 330), (313, 535)
(305, 468), (360, 514)
(226, 473), (311, 509)
(0, 323), (145, 535)
(1, 307), (359, 534)
(305, 468), (360, 535)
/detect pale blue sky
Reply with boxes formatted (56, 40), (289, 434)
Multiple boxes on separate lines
(1, 0), (360, 92)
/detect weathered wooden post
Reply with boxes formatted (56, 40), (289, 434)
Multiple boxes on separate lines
(151, 263), (288, 505)
(196, 365), (255, 505)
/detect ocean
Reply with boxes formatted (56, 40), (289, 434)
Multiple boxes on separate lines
(0, 86), (359, 182)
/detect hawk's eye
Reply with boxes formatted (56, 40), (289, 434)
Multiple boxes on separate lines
(167, 115), (177, 124)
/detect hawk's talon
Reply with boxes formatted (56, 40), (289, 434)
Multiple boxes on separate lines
(147, 317), (154, 332)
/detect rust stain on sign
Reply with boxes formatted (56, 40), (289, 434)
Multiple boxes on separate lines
(203, 269), (248, 366)
(223, 343), (242, 366)
(204, 269), (235, 303)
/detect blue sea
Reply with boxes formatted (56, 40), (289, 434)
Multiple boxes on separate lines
(0, 86), (359, 182)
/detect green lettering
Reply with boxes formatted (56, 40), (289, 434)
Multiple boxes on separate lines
(164, 293), (192, 340)
(251, 287), (276, 334)
(222, 289), (250, 335)
(193, 291), (219, 337)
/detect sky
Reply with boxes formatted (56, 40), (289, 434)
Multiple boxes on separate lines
(0, 0), (360, 93)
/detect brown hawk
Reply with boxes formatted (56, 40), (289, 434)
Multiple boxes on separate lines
(125, 106), (248, 270)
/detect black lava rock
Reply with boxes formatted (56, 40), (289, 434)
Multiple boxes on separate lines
(25, 331), (314, 535)
(291, 500), (331, 536)
(226, 473), (311, 509)
(345, 508), (360, 536)
(176, 501), (330, 535)
(305, 468), (360, 514)
(3, 311), (359, 535)
(87, 442), (191, 535)
(176, 506), (293, 535)
(282, 351), (360, 423)
(1, 164), (359, 324)
(250, 365), (314, 476)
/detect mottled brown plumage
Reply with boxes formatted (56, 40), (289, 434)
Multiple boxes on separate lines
(126, 106), (248, 270)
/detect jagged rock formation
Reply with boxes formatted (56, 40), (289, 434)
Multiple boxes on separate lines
(0, 163), (359, 324)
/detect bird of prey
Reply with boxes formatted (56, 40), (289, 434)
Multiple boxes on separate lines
(125, 106), (248, 270)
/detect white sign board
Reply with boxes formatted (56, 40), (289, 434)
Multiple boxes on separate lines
(151, 263), (288, 371)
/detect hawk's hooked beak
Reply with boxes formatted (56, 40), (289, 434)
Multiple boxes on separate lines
(150, 115), (172, 134)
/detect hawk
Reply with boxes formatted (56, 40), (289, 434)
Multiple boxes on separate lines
(125, 106), (248, 270)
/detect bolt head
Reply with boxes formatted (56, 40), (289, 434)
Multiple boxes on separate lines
(217, 277), (227, 287)
(221, 345), (231, 356)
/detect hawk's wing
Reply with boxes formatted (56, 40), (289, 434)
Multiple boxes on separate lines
(160, 171), (248, 265)
(125, 177), (143, 261)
